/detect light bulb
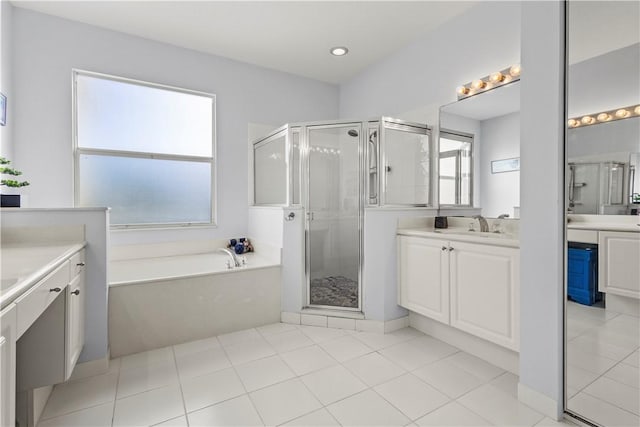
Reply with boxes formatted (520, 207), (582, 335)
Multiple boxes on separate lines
(581, 116), (595, 125)
(509, 64), (521, 77)
(615, 109), (630, 118)
(330, 46), (349, 56)
(597, 113), (611, 122)
(489, 72), (505, 83)
(472, 79), (486, 90)
(456, 86), (470, 96)
(634, 106), (640, 115)
(567, 118), (579, 128)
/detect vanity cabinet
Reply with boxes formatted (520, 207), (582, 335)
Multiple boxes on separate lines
(398, 235), (520, 351)
(0, 304), (17, 427)
(398, 236), (449, 324)
(16, 249), (86, 391)
(598, 231), (640, 299)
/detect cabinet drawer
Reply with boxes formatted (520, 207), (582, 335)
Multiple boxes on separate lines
(15, 261), (70, 338)
(69, 250), (86, 279)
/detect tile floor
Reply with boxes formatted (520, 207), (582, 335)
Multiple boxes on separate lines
(38, 323), (574, 427)
(566, 301), (640, 426)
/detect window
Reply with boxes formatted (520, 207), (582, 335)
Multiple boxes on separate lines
(73, 70), (216, 227)
(439, 130), (473, 206)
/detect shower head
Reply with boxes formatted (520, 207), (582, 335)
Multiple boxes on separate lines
(347, 129), (359, 137)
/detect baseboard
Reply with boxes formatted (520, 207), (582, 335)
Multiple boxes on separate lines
(518, 382), (563, 420)
(409, 311), (519, 374)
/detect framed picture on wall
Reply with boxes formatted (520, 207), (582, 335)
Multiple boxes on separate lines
(0, 93), (6, 126)
(491, 157), (520, 173)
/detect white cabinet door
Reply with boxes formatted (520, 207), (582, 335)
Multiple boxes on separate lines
(65, 271), (86, 379)
(449, 241), (520, 351)
(1, 304), (17, 427)
(398, 236), (450, 324)
(598, 231), (640, 299)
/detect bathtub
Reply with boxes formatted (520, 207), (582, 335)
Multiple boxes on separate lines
(108, 251), (281, 357)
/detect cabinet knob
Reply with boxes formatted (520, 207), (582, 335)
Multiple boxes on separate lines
(49, 287), (62, 292)
(448, 247), (454, 251)
(71, 290), (80, 296)
(441, 246), (447, 251)
(76, 262), (85, 267)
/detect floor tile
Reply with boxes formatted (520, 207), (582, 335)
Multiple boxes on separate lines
(568, 334), (633, 361)
(117, 361), (179, 398)
(489, 371), (520, 397)
(175, 346), (231, 379)
(389, 327), (425, 340)
(281, 408), (340, 426)
(443, 351), (505, 381)
(173, 336), (221, 358)
(343, 351), (406, 387)
(414, 401), (491, 426)
(351, 330), (410, 350)
(41, 372), (118, 420)
(566, 346), (619, 375)
(457, 384), (545, 426)
(379, 339), (454, 371)
(374, 373), (449, 420)
(318, 334), (374, 362)
(217, 328), (262, 347)
(235, 354), (295, 392)
(256, 322), (298, 336)
(180, 367), (245, 412)
(568, 391), (640, 427)
(249, 378), (322, 426)
(326, 389), (410, 427)
(112, 384), (184, 427)
(188, 395), (263, 426)
(604, 361), (640, 389)
(623, 349), (639, 367)
(264, 329), (314, 353)
(412, 359), (485, 399)
(152, 415), (189, 426)
(280, 344), (337, 375)
(298, 325), (348, 343)
(301, 364), (367, 405)
(534, 416), (578, 426)
(409, 336), (459, 362)
(120, 346), (175, 371)
(583, 376), (639, 415)
(37, 401), (114, 427)
(223, 336), (276, 365)
(566, 363), (600, 391)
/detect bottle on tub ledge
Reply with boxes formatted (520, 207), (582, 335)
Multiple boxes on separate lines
(228, 238), (254, 255)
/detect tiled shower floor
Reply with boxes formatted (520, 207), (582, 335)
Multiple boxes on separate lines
(310, 276), (358, 308)
(37, 323), (570, 427)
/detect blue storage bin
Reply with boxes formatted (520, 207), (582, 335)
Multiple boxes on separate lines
(567, 246), (599, 306)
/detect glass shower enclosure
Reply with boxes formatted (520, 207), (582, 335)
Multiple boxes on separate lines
(253, 118), (431, 312)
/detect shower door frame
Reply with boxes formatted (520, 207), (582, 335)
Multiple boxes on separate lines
(303, 120), (366, 313)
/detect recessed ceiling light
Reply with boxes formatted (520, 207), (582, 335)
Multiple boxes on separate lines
(330, 46), (349, 56)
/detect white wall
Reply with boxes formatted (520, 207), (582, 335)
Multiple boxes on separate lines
(0, 0), (13, 159)
(568, 117), (639, 161)
(480, 112), (520, 218)
(11, 7), (339, 246)
(518, 1), (564, 418)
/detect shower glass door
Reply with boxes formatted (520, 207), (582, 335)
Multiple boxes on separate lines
(306, 123), (362, 310)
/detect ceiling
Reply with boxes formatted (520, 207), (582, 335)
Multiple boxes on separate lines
(11, 0), (478, 84)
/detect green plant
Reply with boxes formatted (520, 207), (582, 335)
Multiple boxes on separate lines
(0, 157), (29, 188)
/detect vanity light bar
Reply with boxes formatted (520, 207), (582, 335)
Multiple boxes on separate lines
(567, 104), (640, 128)
(456, 64), (521, 100)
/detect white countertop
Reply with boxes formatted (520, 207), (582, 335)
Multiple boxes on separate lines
(567, 214), (640, 233)
(397, 227), (520, 248)
(1, 242), (86, 309)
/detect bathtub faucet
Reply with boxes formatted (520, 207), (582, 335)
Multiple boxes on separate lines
(219, 248), (241, 268)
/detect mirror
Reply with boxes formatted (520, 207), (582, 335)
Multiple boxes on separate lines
(565, 1), (640, 426)
(439, 81), (520, 217)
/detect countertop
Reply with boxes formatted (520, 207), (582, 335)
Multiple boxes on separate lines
(567, 222), (640, 232)
(1, 242), (86, 309)
(397, 227), (519, 248)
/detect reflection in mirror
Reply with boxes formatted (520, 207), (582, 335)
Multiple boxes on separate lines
(565, 2), (640, 426)
(439, 81), (520, 217)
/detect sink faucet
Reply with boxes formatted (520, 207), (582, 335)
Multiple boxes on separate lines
(473, 215), (489, 232)
(219, 248), (240, 268)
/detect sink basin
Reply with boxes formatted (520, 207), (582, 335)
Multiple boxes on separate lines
(433, 229), (515, 239)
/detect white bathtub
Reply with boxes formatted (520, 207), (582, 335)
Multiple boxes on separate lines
(108, 251), (281, 357)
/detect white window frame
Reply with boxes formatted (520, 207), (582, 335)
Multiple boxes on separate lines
(438, 129), (474, 207)
(72, 69), (217, 229)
